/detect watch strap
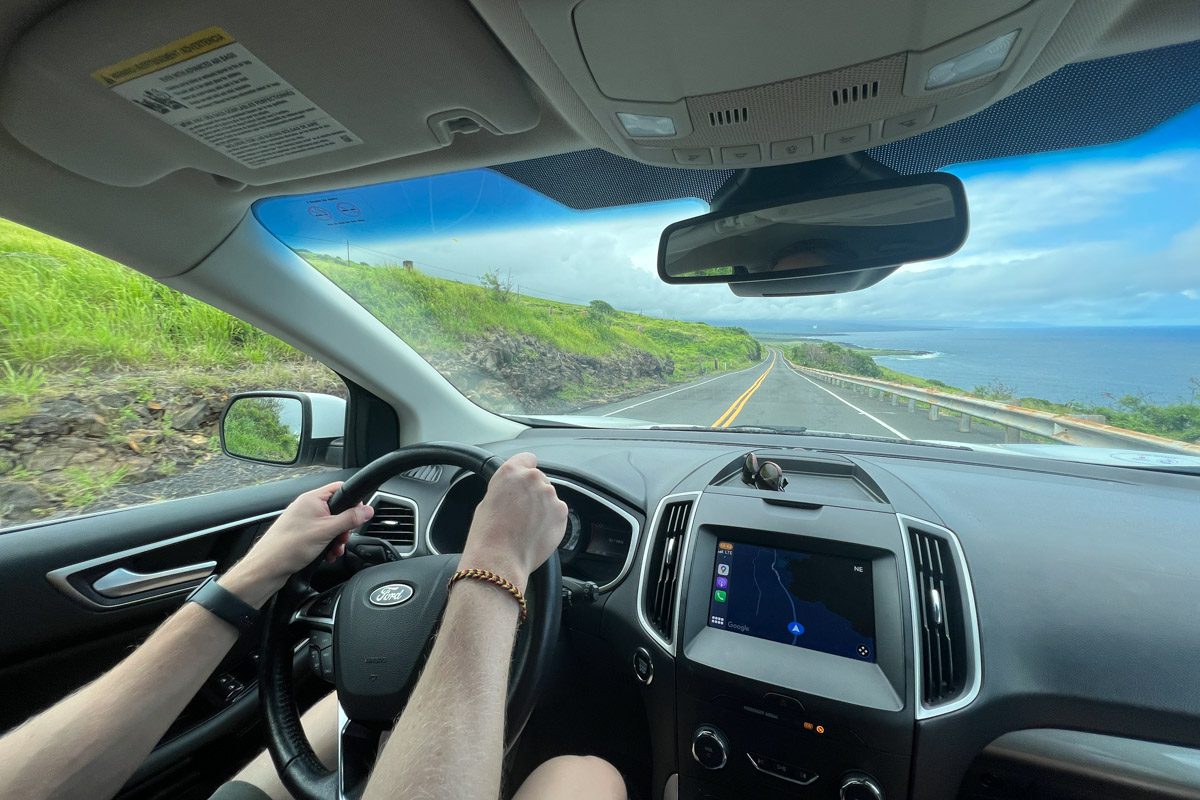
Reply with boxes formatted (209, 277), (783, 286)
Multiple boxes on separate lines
(187, 575), (259, 635)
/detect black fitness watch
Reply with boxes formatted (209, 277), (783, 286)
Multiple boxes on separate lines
(186, 575), (259, 635)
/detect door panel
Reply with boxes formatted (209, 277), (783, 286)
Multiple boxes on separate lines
(0, 469), (352, 788)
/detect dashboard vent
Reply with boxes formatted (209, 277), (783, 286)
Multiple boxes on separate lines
(645, 499), (693, 642)
(831, 80), (880, 106)
(908, 527), (968, 705)
(364, 496), (417, 551)
(402, 465), (443, 483)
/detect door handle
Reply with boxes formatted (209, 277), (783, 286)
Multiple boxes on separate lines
(93, 561), (217, 598)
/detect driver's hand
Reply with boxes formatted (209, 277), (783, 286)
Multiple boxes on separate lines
(459, 453), (567, 592)
(220, 482), (374, 606)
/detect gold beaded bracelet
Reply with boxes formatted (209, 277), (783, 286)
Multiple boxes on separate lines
(447, 568), (528, 624)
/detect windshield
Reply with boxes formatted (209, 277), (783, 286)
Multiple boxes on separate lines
(255, 106), (1200, 454)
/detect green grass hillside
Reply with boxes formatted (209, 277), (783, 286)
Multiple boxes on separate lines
(0, 219), (759, 410)
(0, 217), (760, 524)
(302, 250), (761, 391)
(0, 218), (300, 372)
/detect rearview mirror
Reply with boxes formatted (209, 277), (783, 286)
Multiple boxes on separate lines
(658, 173), (968, 294)
(220, 391), (346, 467)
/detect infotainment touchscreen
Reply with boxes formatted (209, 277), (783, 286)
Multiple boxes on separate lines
(707, 539), (876, 662)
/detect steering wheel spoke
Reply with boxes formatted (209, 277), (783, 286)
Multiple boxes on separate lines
(292, 587), (340, 683)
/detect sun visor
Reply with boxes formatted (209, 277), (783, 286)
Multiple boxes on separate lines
(519, 0), (1074, 168)
(0, 0), (540, 187)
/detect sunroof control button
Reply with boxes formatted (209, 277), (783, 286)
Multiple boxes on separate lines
(883, 106), (936, 139)
(769, 137), (814, 160)
(720, 145), (761, 164)
(824, 125), (870, 151)
(673, 148), (713, 165)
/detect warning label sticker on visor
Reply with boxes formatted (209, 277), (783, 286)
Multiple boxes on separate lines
(92, 26), (362, 169)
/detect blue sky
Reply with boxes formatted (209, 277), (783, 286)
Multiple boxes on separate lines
(257, 103), (1200, 326)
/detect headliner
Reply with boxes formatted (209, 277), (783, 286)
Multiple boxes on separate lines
(492, 40), (1200, 210)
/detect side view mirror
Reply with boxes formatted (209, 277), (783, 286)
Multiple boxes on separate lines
(219, 391), (346, 467)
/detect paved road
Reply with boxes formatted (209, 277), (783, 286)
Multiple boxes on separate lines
(587, 348), (1006, 445)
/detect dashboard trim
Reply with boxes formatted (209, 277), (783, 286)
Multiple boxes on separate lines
(425, 472), (642, 593)
(636, 490), (703, 656)
(423, 469), (469, 557)
(45, 511), (281, 610)
(897, 513), (983, 719)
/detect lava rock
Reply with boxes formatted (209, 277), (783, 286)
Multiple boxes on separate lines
(170, 400), (210, 431)
(0, 480), (44, 524)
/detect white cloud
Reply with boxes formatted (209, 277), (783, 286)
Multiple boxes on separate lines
(323, 150), (1200, 327)
(957, 152), (1197, 250)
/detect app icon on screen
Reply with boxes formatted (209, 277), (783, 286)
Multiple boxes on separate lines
(713, 589), (727, 603)
(715, 576), (729, 589)
(718, 541), (734, 551)
(716, 564), (730, 576)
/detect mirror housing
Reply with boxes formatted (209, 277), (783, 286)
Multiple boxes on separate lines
(657, 172), (968, 294)
(726, 265), (899, 297)
(219, 391), (346, 467)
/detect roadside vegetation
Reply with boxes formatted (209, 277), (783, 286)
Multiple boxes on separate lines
(304, 251), (761, 384)
(788, 340), (1200, 444)
(0, 219), (300, 373)
(0, 219), (759, 524)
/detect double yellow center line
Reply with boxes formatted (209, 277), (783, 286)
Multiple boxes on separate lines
(711, 351), (777, 428)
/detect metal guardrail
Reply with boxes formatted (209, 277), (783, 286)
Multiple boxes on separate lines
(790, 362), (1200, 456)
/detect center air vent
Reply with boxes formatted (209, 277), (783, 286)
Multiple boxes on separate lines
(907, 524), (970, 709)
(708, 107), (749, 127)
(642, 497), (694, 646)
(402, 465), (443, 483)
(831, 80), (880, 106)
(364, 494), (418, 554)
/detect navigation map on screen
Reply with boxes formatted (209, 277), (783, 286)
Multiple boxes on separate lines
(707, 540), (876, 662)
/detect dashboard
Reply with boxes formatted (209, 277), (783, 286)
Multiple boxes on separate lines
(426, 473), (640, 590)
(357, 427), (1200, 800)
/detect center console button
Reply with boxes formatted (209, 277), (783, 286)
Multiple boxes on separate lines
(747, 752), (818, 786)
(633, 647), (654, 684)
(691, 726), (729, 770)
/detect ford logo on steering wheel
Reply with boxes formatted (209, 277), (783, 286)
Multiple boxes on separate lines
(369, 583), (414, 607)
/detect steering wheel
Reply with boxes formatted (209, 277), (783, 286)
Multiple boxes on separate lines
(258, 443), (562, 800)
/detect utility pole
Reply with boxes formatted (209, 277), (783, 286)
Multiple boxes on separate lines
(345, 239), (351, 264)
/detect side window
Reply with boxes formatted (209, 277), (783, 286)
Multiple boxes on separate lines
(0, 217), (345, 530)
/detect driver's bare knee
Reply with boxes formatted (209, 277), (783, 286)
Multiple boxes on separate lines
(227, 691), (339, 800)
(511, 755), (626, 800)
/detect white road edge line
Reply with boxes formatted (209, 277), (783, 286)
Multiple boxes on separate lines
(600, 357), (769, 417)
(782, 358), (911, 440)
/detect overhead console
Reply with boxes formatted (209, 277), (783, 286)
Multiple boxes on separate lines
(517, 0), (1074, 167)
(638, 451), (980, 799)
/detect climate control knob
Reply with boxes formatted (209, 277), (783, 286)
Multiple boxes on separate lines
(840, 772), (884, 800)
(691, 725), (729, 770)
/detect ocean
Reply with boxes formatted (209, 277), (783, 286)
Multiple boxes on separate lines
(801, 326), (1200, 407)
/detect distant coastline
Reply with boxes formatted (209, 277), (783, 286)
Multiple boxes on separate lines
(765, 326), (1199, 407)
(754, 334), (935, 359)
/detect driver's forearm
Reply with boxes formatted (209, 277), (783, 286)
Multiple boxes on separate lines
(364, 579), (520, 800)
(0, 565), (274, 800)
